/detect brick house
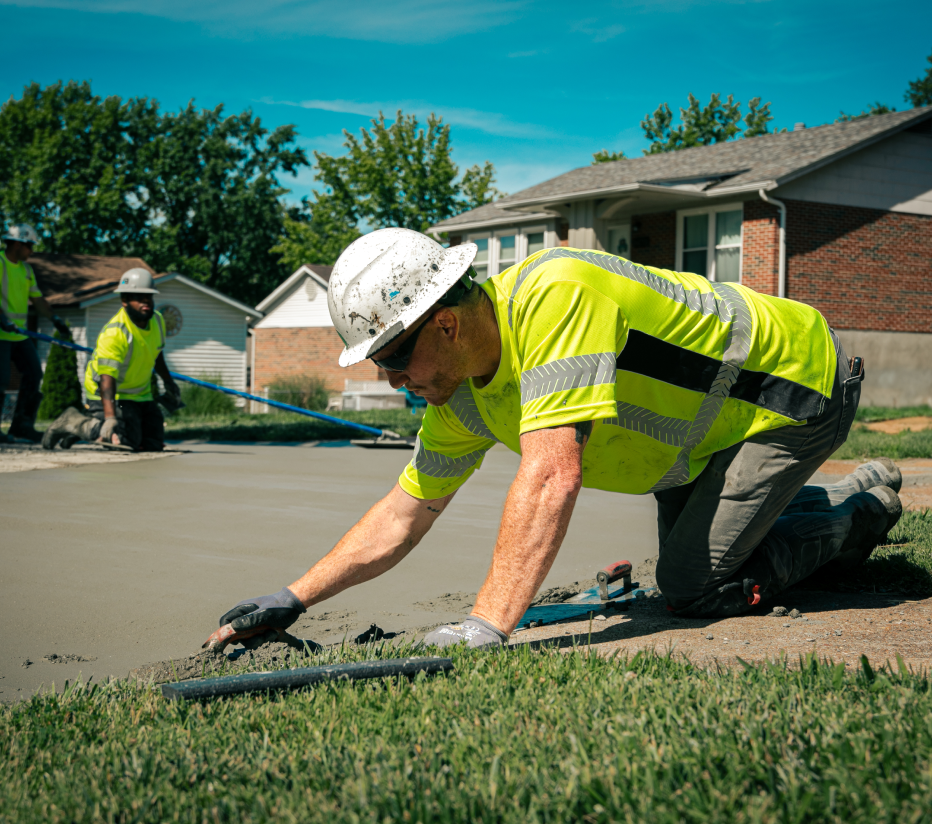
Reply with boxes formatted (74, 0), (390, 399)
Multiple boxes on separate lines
(431, 106), (932, 406)
(251, 264), (384, 399)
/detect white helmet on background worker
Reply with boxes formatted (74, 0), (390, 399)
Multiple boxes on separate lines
(328, 227), (478, 367)
(3, 223), (39, 245)
(114, 267), (159, 294)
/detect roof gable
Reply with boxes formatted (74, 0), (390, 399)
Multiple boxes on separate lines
(255, 264), (333, 313)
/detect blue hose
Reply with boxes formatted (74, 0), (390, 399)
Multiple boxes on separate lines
(12, 326), (389, 438)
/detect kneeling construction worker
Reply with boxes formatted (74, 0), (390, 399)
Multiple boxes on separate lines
(216, 228), (902, 649)
(0, 223), (71, 443)
(43, 268), (181, 452)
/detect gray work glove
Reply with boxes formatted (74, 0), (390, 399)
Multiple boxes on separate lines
(422, 616), (508, 650)
(0, 315), (15, 333)
(99, 417), (124, 444)
(219, 586), (306, 633)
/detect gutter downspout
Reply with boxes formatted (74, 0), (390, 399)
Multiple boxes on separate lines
(758, 189), (786, 298)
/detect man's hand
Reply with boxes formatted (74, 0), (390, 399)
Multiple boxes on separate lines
(219, 586), (306, 634)
(99, 417), (123, 444)
(52, 315), (71, 338)
(422, 616), (507, 649)
(0, 316), (16, 333)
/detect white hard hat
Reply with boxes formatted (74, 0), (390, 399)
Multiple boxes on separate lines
(114, 267), (159, 294)
(328, 228), (477, 367)
(3, 223), (39, 245)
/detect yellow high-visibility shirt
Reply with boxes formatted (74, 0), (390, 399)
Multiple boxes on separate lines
(84, 306), (166, 402)
(399, 248), (835, 500)
(0, 251), (43, 342)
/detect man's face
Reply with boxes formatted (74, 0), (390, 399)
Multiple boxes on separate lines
(6, 240), (34, 262)
(373, 309), (465, 407)
(122, 293), (154, 325)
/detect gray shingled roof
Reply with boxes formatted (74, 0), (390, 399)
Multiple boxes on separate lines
(433, 107), (932, 228)
(435, 201), (555, 230)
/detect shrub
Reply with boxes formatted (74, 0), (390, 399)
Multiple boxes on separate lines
(267, 374), (331, 412)
(37, 328), (82, 420)
(175, 374), (237, 417)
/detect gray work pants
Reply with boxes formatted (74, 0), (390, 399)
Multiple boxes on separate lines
(654, 332), (862, 612)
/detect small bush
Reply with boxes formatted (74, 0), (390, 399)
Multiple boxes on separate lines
(37, 328), (82, 420)
(267, 374), (331, 412)
(176, 374), (237, 418)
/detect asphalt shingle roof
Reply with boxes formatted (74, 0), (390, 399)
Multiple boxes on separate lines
(433, 107), (932, 228)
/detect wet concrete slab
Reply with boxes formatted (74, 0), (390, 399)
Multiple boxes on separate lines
(0, 442), (659, 699)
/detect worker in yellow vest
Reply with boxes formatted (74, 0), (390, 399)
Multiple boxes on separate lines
(215, 229), (903, 649)
(42, 268), (181, 452)
(0, 223), (71, 443)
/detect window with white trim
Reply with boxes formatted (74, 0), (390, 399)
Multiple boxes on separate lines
(466, 226), (552, 282)
(677, 205), (743, 283)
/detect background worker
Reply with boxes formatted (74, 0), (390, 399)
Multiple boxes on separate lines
(216, 228), (902, 649)
(0, 223), (71, 443)
(43, 268), (181, 452)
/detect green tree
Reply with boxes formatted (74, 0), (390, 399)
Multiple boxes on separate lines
(314, 110), (502, 233)
(0, 81), (158, 253)
(0, 81), (309, 305)
(37, 329), (82, 420)
(905, 48), (932, 107)
(271, 194), (361, 270)
(591, 149), (627, 165)
(140, 103), (309, 304)
(837, 102), (897, 122)
(460, 160), (504, 208)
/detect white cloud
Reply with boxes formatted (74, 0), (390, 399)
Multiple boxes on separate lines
(571, 17), (625, 42)
(1, 0), (529, 43)
(259, 97), (560, 140)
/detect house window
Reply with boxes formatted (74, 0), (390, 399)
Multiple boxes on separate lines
(466, 226), (552, 282)
(677, 205), (743, 282)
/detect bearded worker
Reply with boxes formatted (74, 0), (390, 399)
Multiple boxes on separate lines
(216, 228), (902, 649)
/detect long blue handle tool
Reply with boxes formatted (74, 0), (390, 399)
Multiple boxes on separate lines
(12, 325), (401, 440)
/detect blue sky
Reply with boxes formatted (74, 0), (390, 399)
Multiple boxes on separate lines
(2, 0), (930, 204)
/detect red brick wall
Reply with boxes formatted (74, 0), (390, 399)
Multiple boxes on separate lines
(786, 200), (932, 333)
(741, 200), (781, 295)
(629, 211), (676, 269)
(252, 327), (383, 394)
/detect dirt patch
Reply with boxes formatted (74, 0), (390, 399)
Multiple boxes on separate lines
(43, 653), (97, 664)
(129, 637), (320, 686)
(515, 589), (932, 671)
(864, 417), (932, 434)
(0, 442), (182, 474)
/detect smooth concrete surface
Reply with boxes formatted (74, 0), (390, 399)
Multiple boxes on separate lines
(0, 442), (658, 699)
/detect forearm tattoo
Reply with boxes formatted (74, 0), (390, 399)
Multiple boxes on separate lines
(574, 420), (592, 444)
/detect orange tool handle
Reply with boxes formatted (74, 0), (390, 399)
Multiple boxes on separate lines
(597, 561), (632, 586)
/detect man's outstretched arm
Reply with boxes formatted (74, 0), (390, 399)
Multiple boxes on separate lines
(425, 421), (589, 649)
(217, 484), (455, 634)
(288, 484), (454, 607)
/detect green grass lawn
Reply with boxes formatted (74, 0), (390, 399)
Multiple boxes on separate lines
(855, 404), (932, 423)
(3, 645), (931, 824)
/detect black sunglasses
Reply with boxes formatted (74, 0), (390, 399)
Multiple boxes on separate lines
(371, 313), (432, 372)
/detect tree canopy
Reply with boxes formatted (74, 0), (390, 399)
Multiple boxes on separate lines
(277, 111), (504, 267)
(592, 94), (776, 163)
(0, 81), (309, 305)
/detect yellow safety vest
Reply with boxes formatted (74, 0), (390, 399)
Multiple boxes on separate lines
(0, 252), (42, 342)
(400, 248), (836, 499)
(84, 306), (166, 401)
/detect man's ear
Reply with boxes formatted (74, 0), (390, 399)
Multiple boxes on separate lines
(434, 307), (460, 341)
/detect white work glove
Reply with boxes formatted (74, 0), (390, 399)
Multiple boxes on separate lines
(422, 616), (508, 650)
(99, 417), (123, 445)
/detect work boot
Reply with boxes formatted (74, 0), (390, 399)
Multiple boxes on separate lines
(782, 457), (902, 516)
(8, 390), (44, 443)
(41, 406), (100, 450)
(830, 486), (903, 570)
